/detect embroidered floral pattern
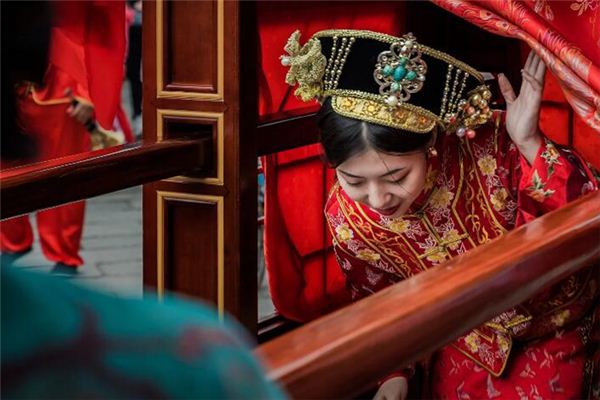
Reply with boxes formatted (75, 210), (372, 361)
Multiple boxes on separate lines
(356, 249), (381, 263)
(490, 188), (509, 211)
(570, 0), (599, 16)
(335, 223), (354, 242)
(477, 155), (497, 176)
(323, 118), (598, 391)
(471, 133), (517, 224)
(534, 0), (555, 20)
(430, 186), (454, 209)
(441, 229), (462, 251)
(464, 332), (480, 352)
(426, 249), (448, 264)
(540, 141), (562, 177)
(528, 170), (556, 202)
(388, 218), (410, 234)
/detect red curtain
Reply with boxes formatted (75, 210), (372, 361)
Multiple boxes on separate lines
(431, 0), (600, 167)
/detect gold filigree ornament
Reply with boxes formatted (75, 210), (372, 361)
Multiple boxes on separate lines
(442, 85), (493, 139)
(373, 33), (427, 108)
(280, 30), (327, 102)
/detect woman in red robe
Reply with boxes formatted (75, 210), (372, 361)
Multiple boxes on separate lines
(280, 29), (599, 399)
(0, 2), (126, 272)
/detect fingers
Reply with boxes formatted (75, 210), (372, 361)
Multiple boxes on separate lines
(521, 69), (543, 91)
(520, 50), (546, 94)
(535, 56), (546, 82)
(528, 52), (541, 75)
(523, 51), (534, 72)
(498, 73), (516, 104)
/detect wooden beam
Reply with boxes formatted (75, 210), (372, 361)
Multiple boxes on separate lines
(257, 109), (319, 156)
(256, 191), (600, 399)
(1, 139), (209, 219)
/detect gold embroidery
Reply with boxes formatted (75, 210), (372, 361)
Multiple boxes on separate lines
(353, 200), (427, 272)
(425, 250), (448, 263)
(430, 186), (454, 209)
(388, 218), (410, 234)
(332, 95), (436, 133)
(551, 309), (571, 327)
(441, 229), (463, 251)
(465, 139), (507, 236)
(356, 249), (381, 262)
(451, 143), (478, 248)
(490, 188), (509, 211)
(477, 155), (497, 176)
(337, 191), (414, 278)
(464, 332), (480, 352)
(497, 334), (510, 353)
(423, 164), (437, 191)
(335, 223), (354, 242)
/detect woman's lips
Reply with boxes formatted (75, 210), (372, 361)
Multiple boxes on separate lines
(374, 204), (401, 216)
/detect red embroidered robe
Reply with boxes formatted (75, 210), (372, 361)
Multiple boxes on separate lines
(325, 111), (599, 399)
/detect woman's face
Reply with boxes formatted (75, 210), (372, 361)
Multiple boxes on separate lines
(336, 148), (427, 218)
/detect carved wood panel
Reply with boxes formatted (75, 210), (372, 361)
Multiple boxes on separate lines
(143, 0), (258, 331)
(156, 0), (223, 99)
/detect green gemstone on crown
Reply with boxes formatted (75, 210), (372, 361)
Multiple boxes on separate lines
(393, 66), (407, 81)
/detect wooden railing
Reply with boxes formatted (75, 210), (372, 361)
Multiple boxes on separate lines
(0, 138), (209, 219)
(257, 108), (318, 156)
(256, 190), (600, 399)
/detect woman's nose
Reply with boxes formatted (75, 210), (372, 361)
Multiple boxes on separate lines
(367, 185), (389, 209)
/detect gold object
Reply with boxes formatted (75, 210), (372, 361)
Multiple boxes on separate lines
(281, 29), (492, 135)
(90, 125), (125, 151)
(280, 30), (327, 102)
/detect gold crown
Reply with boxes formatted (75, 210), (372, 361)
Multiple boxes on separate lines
(281, 29), (493, 138)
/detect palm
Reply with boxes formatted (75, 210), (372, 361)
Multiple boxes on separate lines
(499, 51), (546, 146)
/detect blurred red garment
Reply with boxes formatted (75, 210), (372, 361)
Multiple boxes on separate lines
(1, 1), (126, 268)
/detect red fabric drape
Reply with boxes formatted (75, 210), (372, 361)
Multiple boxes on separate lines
(431, 0), (600, 162)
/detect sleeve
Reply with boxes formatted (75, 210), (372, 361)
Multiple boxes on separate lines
(482, 111), (598, 227)
(377, 365), (416, 386)
(516, 137), (598, 224)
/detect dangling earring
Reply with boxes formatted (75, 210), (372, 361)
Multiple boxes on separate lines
(427, 128), (438, 158)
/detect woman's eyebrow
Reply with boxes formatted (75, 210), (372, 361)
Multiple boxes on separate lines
(338, 170), (364, 179)
(339, 168), (405, 179)
(379, 168), (405, 178)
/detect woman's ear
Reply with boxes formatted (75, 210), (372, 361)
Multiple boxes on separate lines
(426, 127), (438, 158)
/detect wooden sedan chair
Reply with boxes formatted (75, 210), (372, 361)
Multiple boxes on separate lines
(2, 1), (598, 398)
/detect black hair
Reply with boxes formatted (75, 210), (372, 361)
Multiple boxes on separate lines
(317, 98), (433, 168)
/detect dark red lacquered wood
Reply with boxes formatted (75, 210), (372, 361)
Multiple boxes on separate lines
(0, 139), (209, 219)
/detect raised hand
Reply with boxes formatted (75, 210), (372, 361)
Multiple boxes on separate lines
(498, 50), (545, 163)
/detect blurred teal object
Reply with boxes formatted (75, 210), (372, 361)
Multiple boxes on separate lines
(1, 266), (285, 399)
